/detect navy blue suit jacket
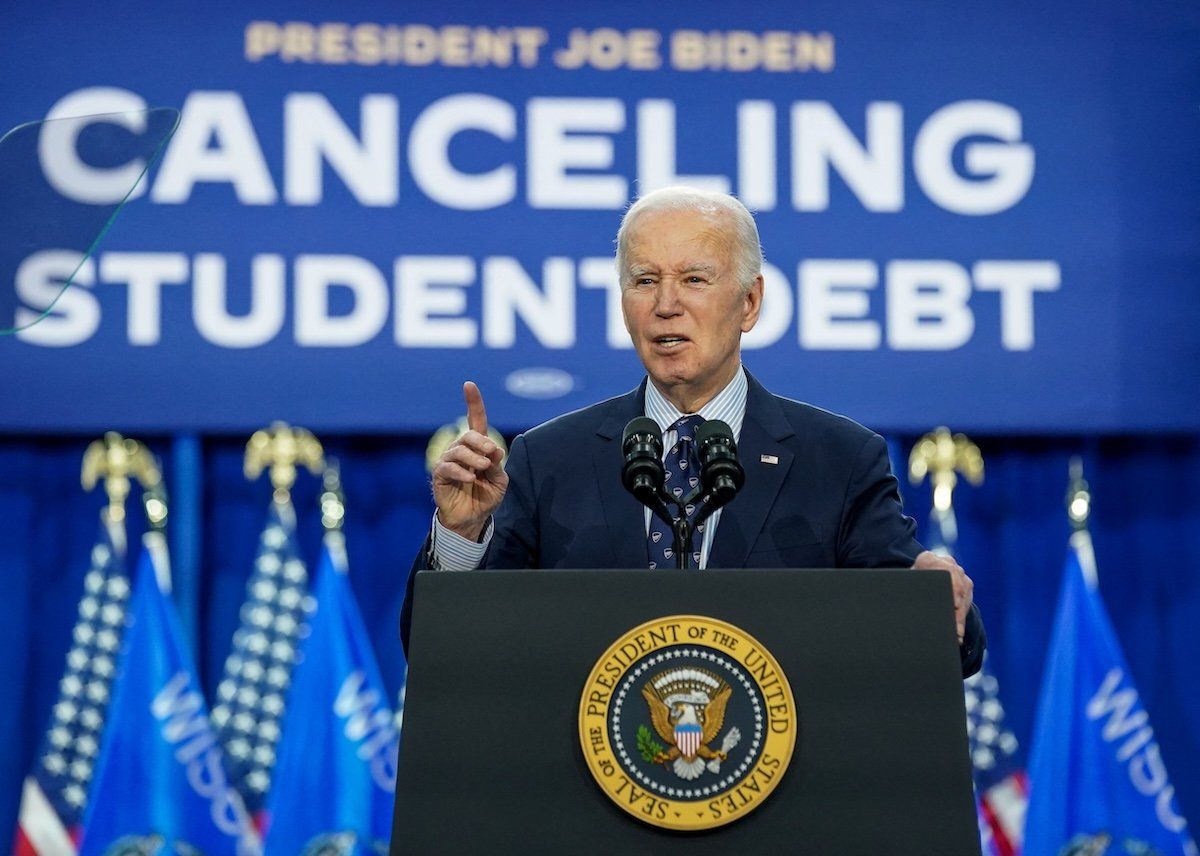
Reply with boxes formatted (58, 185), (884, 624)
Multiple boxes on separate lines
(402, 372), (985, 675)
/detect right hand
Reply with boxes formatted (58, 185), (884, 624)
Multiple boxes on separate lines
(432, 381), (508, 541)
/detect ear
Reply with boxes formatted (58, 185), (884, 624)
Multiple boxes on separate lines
(741, 276), (764, 333)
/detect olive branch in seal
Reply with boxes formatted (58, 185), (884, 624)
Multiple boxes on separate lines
(637, 724), (664, 762)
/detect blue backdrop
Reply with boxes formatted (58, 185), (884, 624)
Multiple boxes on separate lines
(3, 0), (1199, 848)
(1, 1), (1198, 433)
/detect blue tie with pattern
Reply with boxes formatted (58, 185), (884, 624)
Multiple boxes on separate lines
(648, 415), (705, 569)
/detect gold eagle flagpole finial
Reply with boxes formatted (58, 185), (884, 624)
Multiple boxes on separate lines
(81, 432), (163, 526)
(244, 422), (325, 506)
(908, 427), (984, 549)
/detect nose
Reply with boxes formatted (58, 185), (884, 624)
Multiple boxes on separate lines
(654, 280), (683, 317)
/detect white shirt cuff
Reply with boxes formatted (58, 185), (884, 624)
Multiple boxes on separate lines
(430, 512), (492, 571)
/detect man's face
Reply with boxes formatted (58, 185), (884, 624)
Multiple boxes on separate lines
(621, 208), (763, 408)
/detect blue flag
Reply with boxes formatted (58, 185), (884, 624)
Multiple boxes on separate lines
(1025, 531), (1197, 856)
(80, 538), (258, 856)
(263, 534), (399, 856)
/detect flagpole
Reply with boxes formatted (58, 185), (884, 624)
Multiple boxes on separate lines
(321, 457), (349, 575)
(1024, 455), (1198, 855)
(908, 426), (984, 552)
(15, 435), (155, 854)
(1065, 456), (1098, 590)
(81, 432), (167, 565)
(910, 428), (1028, 856)
(141, 474), (172, 596)
(213, 422), (325, 824)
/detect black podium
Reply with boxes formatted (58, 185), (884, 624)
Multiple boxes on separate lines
(393, 568), (980, 855)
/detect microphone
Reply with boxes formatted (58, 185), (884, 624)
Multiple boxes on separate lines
(696, 419), (744, 512)
(621, 418), (672, 524)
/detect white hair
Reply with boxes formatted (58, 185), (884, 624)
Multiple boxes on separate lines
(615, 186), (764, 292)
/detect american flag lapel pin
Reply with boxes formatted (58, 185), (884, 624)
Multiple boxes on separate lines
(760, 454), (779, 465)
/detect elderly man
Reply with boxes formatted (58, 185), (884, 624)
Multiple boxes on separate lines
(405, 186), (985, 676)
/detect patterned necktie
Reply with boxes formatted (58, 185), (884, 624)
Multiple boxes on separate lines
(648, 415), (705, 569)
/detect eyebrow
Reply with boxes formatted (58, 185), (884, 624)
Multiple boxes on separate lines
(627, 263), (718, 277)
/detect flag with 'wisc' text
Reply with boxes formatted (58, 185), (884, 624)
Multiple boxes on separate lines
(1025, 531), (1197, 856)
(79, 540), (258, 855)
(263, 535), (399, 855)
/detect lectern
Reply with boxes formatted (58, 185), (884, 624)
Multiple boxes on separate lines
(392, 568), (979, 855)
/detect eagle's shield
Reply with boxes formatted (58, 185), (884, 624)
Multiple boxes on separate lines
(675, 722), (702, 759)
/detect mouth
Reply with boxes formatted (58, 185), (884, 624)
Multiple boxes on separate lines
(651, 335), (690, 350)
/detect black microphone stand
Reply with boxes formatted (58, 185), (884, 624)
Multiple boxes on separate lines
(663, 486), (723, 570)
(622, 417), (743, 571)
(664, 419), (745, 569)
(642, 488), (695, 570)
(666, 500), (695, 570)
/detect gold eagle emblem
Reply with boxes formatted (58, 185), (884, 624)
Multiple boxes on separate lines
(641, 667), (742, 780)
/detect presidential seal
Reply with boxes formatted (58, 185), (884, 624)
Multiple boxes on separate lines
(578, 615), (796, 831)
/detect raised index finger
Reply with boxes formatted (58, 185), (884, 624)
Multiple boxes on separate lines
(463, 381), (489, 435)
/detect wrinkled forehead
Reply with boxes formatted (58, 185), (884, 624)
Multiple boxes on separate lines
(625, 208), (737, 267)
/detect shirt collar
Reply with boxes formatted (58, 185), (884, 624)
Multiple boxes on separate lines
(644, 366), (748, 441)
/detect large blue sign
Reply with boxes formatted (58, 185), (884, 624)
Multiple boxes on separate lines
(2, 2), (1197, 433)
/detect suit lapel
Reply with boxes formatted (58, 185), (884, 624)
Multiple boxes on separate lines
(592, 382), (650, 569)
(708, 373), (795, 568)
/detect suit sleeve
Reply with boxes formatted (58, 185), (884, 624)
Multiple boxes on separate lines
(836, 432), (986, 678)
(837, 433), (922, 568)
(399, 540), (429, 656)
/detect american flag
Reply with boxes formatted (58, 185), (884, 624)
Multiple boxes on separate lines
(15, 517), (129, 856)
(966, 659), (1029, 855)
(211, 500), (313, 825)
(926, 506), (1028, 855)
